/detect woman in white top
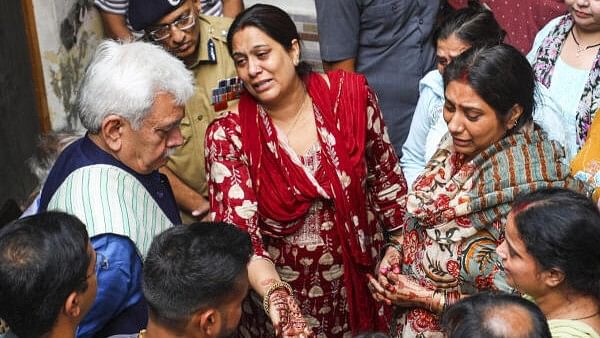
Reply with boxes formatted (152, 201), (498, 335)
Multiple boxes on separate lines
(400, 4), (505, 185)
(402, 3), (569, 187)
(528, 0), (600, 159)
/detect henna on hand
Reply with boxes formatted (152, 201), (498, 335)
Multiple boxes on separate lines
(376, 246), (402, 292)
(269, 291), (314, 338)
(369, 272), (431, 308)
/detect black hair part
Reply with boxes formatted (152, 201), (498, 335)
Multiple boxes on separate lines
(433, 1), (505, 48)
(227, 4), (311, 77)
(512, 188), (600, 301)
(443, 44), (535, 132)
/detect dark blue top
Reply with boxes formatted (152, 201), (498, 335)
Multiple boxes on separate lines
(39, 135), (181, 224)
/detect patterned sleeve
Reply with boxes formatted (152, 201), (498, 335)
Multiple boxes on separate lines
(94, 0), (128, 15)
(459, 221), (512, 294)
(205, 112), (270, 260)
(364, 89), (408, 232)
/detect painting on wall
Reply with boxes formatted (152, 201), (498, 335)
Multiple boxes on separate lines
(27, 0), (104, 132)
(25, 0), (320, 132)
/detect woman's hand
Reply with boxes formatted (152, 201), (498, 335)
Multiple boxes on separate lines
(368, 273), (435, 310)
(268, 289), (315, 338)
(371, 245), (403, 304)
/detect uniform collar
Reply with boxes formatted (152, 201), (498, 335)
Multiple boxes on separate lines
(187, 14), (228, 68)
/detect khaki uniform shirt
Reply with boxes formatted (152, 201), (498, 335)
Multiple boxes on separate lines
(165, 14), (237, 223)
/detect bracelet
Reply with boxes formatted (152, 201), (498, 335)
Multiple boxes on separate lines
(428, 290), (437, 312)
(262, 281), (293, 315)
(439, 290), (447, 313)
(429, 289), (446, 313)
(444, 290), (460, 311)
(380, 240), (403, 259)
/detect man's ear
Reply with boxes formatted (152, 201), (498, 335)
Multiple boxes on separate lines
(542, 267), (565, 289)
(63, 291), (82, 318)
(100, 115), (125, 152)
(196, 308), (221, 338)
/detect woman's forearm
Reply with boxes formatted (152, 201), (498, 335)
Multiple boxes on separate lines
(248, 257), (284, 297)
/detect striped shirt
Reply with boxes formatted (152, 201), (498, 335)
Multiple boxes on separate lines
(39, 135), (180, 255)
(94, 0), (224, 17)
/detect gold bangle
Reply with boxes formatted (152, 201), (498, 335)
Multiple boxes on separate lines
(429, 290), (437, 312)
(262, 281), (293, 315)
(440, 290), (448, 313)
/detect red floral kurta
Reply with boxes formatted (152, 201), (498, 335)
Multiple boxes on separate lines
(205, 85), (407, 337)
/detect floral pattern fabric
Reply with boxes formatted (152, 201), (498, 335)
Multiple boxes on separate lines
(530, 14), (600, 149)
(392, 126), (586, 337)
(205, 72), (407, 337)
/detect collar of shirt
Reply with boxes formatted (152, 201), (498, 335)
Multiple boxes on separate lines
(188, 14), (229, 68)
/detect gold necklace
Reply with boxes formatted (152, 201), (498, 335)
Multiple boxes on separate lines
(284, 92), (309, 136)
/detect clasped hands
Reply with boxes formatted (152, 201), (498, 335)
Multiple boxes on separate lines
(368, 246), (441, 312)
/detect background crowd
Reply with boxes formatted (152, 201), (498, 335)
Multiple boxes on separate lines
(2, 0), (600, 338)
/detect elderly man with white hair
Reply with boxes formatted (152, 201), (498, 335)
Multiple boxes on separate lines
(38, 40), (194, 338)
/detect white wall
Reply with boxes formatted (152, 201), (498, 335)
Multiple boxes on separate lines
(243, 0), (322, 72)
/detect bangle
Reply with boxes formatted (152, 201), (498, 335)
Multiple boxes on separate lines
(430, 289), (446, 313)
(445, 290), (460, 310)
(380, 241), (403, 259)
(262, 281), (293, 315)
(429, 289), (437, 312)
(439, 290), (447, 313)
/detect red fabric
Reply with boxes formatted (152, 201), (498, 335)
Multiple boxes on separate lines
(238, 71), (375, 333)
(448, 0), (566, 54)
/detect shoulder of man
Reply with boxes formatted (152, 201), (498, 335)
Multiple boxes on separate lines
(198, 14), (232, 43)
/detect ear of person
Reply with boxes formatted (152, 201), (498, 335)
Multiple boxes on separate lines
(507, 104), (524, 129)
(64, 292), (82, 318)
(543, 268), (565, 288)
(290, 39), (300, 65)
(198, 309), (220, 337)
(101, 115), (124, 151)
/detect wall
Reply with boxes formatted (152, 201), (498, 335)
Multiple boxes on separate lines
(0, 0), (40, 207)
(32, 0), (104, 131)
(244, 0), (322, 72)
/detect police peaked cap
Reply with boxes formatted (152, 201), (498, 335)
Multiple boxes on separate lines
(129, 0), (187, 31)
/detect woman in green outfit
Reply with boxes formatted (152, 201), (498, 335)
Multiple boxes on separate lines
(497, 188), (600, 338)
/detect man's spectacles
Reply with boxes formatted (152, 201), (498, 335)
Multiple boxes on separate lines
(147, 12), (195, 42)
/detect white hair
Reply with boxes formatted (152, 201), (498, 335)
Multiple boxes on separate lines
(77, 40), (195, 132)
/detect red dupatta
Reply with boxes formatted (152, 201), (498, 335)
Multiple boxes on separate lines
(239, 70), (378, 333)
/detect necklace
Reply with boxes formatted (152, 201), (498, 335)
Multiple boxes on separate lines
(285, 93), (309, 136)
(571, 28), (600, 57)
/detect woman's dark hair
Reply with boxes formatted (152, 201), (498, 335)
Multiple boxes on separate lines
(512, 188), (600, 300)
(433, 1), (506, 48)
(441, 292), (551, 338)
(443, 44), (535, 131)
(227, 4), (312, 76)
